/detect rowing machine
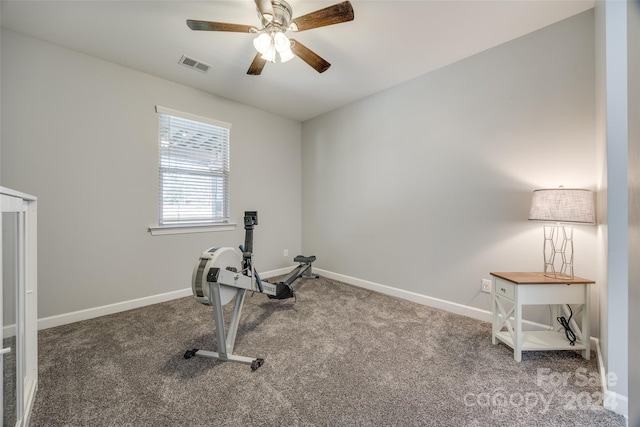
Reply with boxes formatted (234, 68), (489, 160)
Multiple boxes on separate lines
(184, 211), (317, 370)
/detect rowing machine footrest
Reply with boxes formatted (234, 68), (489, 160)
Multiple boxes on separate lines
(294, 255), (316, 263)
(268, 282), (295, 300)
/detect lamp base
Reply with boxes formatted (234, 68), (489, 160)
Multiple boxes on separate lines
(542, 224), (574, 279)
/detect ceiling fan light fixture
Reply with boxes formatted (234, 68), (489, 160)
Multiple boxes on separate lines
(253, 33), (272, 54)
(273, 30), (293, 62)
(279, 48), (295, 63)
(261, 44), (277, 63)
(273, 31), (289, 52)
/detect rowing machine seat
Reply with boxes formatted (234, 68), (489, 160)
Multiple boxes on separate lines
(294, 255), (316, 263)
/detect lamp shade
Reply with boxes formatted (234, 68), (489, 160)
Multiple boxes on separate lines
(528, 188), (596, 224)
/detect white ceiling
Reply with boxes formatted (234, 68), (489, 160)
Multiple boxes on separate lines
(1, 0), (594, 122)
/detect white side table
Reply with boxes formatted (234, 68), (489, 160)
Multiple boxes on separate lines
(490, 272), (594, 362)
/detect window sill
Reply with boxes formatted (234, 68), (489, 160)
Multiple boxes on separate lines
(148, 223), (237, 236)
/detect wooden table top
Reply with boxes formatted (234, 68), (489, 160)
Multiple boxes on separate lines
(490, 272), (595, 285)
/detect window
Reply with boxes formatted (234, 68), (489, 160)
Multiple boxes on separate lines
(155, 106), (231, 229)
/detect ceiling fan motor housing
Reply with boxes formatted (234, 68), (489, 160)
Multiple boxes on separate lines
(259, 0), (294, 32)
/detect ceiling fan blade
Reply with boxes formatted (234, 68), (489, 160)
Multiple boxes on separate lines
(290, 39), (331, 73)
(291, 1), (354, 32)
(254, 0), (275, 22)
(247, 53), (267, 75)
(187, 20), (255, 33)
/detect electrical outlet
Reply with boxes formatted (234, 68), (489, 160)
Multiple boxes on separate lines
(481, 279), (492, 293)
(284, 249), (288, 257)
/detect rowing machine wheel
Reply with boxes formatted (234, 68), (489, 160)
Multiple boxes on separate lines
(251, 358), (264, 371)
(184, 349), (199, 359)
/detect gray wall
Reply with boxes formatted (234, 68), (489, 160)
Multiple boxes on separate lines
(627, 0), (640, 424)
(593, 0), (609, 399)
(1, 29), (302, 319)
(595, 0), (629, 405)
(302, 11), (597, 316)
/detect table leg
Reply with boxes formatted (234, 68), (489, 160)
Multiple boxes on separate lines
(491, 288), (497, 345)
(514, 297), (522, 362)
(550, 304), (559, 331)
(582, 286), (590, 360)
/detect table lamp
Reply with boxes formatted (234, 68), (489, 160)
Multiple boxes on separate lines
(528, 188), (596, 279)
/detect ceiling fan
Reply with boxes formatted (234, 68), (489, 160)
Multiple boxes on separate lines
(186, 0), (354, 75)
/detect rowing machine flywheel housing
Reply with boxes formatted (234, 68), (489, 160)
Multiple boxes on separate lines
(191, 247), (242, 306)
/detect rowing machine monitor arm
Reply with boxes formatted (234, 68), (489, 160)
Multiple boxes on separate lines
(241, 211), (263, 292)
(242, 211), (258, 267)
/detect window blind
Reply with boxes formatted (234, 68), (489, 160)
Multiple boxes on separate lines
(156, 107), (231, 225)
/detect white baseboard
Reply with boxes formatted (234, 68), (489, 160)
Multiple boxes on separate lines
(38, 288), (193, 330)
(604, 391), (629, 421)
(258, 267), (293, 279)
(37, 267), (291, 330)
(24, 380), (38, 427)
(593, 337), (629, 419)
(33, 266), (568, 333)
(3, 324), (16, 339)
(314, 268), (492, 323)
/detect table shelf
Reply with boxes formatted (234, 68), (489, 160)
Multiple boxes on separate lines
(495, 330), (587, 352)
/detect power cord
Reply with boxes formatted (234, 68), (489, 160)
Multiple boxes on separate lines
(557, 304), (577, 346)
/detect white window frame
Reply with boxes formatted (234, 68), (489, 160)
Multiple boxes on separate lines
(149, 106), (236, 235)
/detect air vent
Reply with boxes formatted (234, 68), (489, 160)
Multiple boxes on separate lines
(179, 55), (211, 74)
